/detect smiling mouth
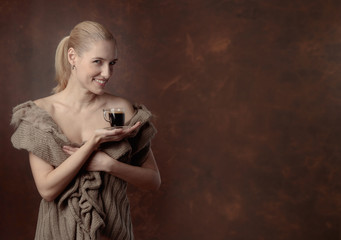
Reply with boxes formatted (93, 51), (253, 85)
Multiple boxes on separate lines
(94, 79), (107, 86)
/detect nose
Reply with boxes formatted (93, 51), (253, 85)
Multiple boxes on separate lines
(102, 64), (113, 79)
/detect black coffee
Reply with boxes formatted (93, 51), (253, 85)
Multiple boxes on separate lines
(109, 112), (125, 127)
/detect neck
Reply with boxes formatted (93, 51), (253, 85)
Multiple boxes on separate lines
(57, 79), (100, 111)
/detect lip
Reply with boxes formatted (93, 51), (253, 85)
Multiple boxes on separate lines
(94, 78), (108, 87)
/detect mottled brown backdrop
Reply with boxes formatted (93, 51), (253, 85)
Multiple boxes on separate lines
(1, 0), (341, 239)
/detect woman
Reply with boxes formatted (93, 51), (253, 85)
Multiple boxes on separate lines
(11, 21), (160, 240)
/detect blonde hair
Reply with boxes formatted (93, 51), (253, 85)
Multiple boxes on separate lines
(53, 21), (116, 93)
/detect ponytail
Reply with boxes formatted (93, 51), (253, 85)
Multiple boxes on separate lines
(53, 36), (71, 93)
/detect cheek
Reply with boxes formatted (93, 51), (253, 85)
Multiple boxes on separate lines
(84, 66), (101, 78)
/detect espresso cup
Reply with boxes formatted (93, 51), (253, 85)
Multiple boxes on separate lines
(103, 108), (125, 127)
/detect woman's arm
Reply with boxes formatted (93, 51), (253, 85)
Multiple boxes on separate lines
(93, 149), (161, 191)
(29, 124), (141, 202)
(29, 138), (97, 202)
(63, 147), (161, 191)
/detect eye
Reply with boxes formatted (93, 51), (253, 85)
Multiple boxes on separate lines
(109, 60), (117, 66)
(93, 59), (102, 64)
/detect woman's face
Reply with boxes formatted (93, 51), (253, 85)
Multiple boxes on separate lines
(74, 40), (117, 95)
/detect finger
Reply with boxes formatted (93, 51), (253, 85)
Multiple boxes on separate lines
(63, 146), (71, 151)
(130, 123), (140, 131)
(99, 122), (142, 142)
(131, 121), (141, 129)
(63, 145), (76, 150)
(105, 128), (123, 136)
(62, 148), (74, 155)
(63, 146), (78, 153)
(125, 122), (141, 134)
(122, 122), (141, 133)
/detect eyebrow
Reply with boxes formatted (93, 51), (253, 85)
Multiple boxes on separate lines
(92, 57), (118, 62)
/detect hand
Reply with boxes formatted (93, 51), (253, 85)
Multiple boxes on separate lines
(62, 146), (117, 172)
(62, 145), (79, 155)
(85, 151), (117, 172)
(93, 122), (141, 145)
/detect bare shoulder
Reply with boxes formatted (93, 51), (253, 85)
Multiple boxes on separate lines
(102, 93), (135, 120)
(33, 95), (56, 113)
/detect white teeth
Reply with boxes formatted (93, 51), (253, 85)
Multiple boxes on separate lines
(95, 79), (106, 84)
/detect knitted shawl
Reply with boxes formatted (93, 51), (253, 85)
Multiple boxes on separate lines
(10, 101), (156, 240)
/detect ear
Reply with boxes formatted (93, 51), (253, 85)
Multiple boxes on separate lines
(67, 48), (77, 66)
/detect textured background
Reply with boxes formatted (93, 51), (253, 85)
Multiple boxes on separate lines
(1, 0), (341, 239)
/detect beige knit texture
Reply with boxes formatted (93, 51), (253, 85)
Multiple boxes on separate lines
(11, 101), (156, 240)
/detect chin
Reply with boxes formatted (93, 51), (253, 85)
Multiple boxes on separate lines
(89, 87), (106, 96)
